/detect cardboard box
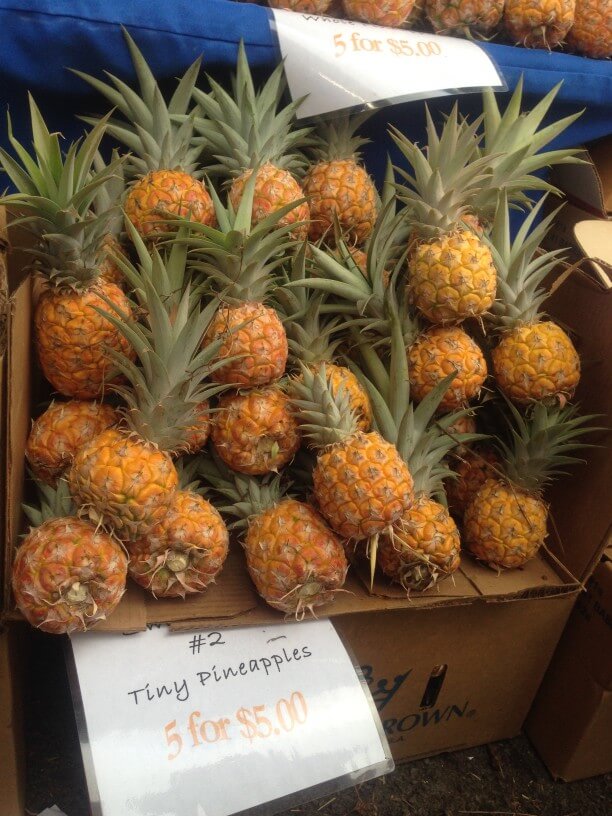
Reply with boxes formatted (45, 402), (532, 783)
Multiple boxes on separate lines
(526, 550), (612, 781)
(0, 625), (25, 816)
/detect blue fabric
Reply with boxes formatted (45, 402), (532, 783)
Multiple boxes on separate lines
(0, 0), (610, 173)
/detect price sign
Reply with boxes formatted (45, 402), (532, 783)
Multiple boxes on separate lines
(270, 9), (505, 118)
(68, 620), (392, 816)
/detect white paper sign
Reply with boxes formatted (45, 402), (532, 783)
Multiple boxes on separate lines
(69, 621), (391, 816)
(270, 9), (504, 118)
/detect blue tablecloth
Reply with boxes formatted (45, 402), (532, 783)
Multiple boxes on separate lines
(0, 0), (610, 175)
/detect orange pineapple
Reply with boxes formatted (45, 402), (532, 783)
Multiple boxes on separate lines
(187, 173), (299, 389)
(69, 226), (229, 539)
(567, 0), (612, 57)
(200, 464), (348, 618)
(464, 402), (598, 569)
(26, 400), (119, 485)
(75, 30), (214, 240)
(446, 445), (500, 519)
(212, 387), (301, 475)
(0, 98), (135, 399)
(128, 490), (229, 598)
(13, 481), (127, 633)
(487, 195), (580, 405)
(302, 113), (379, 246)
(426, 0), (504, 36)
(504, 0), (576, 47)
(342, 0), (417, 26)
(192, 43), (310, 238)
(290, 363), (414, 541)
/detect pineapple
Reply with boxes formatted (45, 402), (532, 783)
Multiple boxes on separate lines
(290, 363), (415, 540)
(26, 400), (119, 486)
(12, 480), (127, 633)
(211, 387), (301, 475)
(426, 0), (504, 37)
(486, 194), (580, 405)
(0, 97), (135, 399)
(353, 306), (475, 591)
(446, 444), (501, 519)
(191, 42), (310, 238)
(199, 462), (348, 619)
(567, 0), (612, 58)
(504, 0), (576, 48)
(302, 113), (379, 246)
(402, 0), (426, 27)
(68, 226), (229, 540)
(342, 0), (417, 26)
(128, 488), (229, 599)
(184, 172), (300, 388)
(464, 401), (598, 569)
(275, 244), (372, 432)
(391, 106), (497, 324)
(75, 29), (215, 240)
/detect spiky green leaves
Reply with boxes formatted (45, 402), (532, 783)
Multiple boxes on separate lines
(497, 400), (602, 493)
(191, 42), (311, 177)
(307, 111), (372, 163)
(74, 28), (203, 176)
(22, 478), (76, 528)
(290, 363), (360, 447)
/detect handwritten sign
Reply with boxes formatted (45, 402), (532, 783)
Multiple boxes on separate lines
(69, 621), (392, 816)
(270, 9), (505, 118)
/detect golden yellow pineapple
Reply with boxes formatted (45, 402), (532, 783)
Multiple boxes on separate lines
(487, 195), (580, 405)
(212, 387), (301, 475)
(464, 402), (598, 569)
(426, 0), (504, 37)
(193, 43), (310, 238)
(186, 172), (300, 389)
(391, 107), (497, 324)
(504, 0), (576, 47)
(408, 326), (488, 412)
(353, 312), (472, 591)
(199, 464), (348, 618)
(69, 225), (230, 539)
(342, 0), (417, 25)
(13, 481), (127, 633)
(26, 400), (119, 485)
(302, 114), (378, 246)
(290, 363), (414, 541)
(76, 30), (215, 240)
(0, 98), (135, 399)
(567, 0), (612, 58)
(128, 490), (229, 598)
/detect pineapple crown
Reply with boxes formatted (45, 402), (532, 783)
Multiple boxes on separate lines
(289, 362), (361, 447)
(471, 79), (585, 220)
(349, 305), (481, 498)
(98, 222), (232, 452)
(74, 28), (203, 176)
(92, 149), (126, 238)
(0, 96), (123, 289)
(275, 243), (345, 366)
(486, 193), (566, 329)
(22, 476), (75, 528)
(178, 168), (302, 303)
(191, 42), (311, 178)
(307, 111), (372, 164)
(496, 399), (602, 493)
(196, 454), (286, 530)
(390, 105), (494, 237)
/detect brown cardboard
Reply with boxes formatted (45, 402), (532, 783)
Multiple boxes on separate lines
(0, 625), (25, 816)
(525, 555), (612, 781)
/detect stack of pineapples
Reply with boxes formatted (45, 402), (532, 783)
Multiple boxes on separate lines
(2, 33), (601, 634)
(263, 0), (611, 59)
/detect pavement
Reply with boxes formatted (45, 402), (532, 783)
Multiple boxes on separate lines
(21, 627), (611, 816)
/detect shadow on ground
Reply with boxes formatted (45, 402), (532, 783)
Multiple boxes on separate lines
(21, 627), (611, 816)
